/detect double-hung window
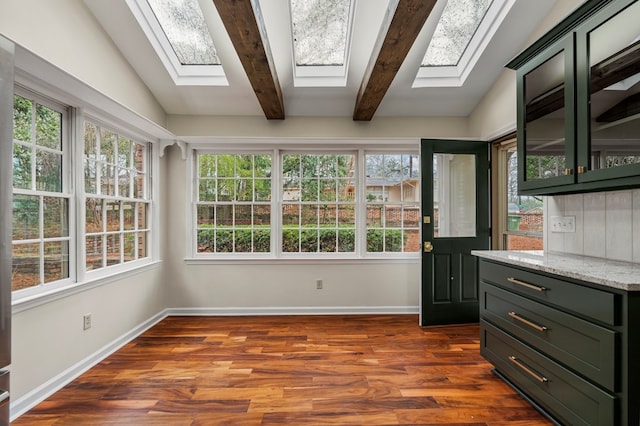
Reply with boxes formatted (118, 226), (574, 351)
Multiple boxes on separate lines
(84, 121), (151, 271)
(196, 153), (272, 254)
(281, 153), (356, 254)
(12, 91), (71, 292)
(192, 147), (420, 259)
(11, 86), (154, 298)
(364, 153), (420, 253)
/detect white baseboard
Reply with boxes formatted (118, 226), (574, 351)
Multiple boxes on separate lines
(10, 306), (418, 421)
(166, 306), (419, 316)
(10, 310), (169, 421)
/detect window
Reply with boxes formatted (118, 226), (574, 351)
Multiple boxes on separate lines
(413, 0), (514, 87)
(281, 153), (356, 253)
(84, 121), (151, 270)
(196, 153), (272, 254)
(146, 0), (220, 66)
(289, 0), (355, 86)
(422, 0), (493, 67)
(192, 148), (420, 259)
(497, 139), (543, 250)
(12, 92), (71, 292)
(11, 87), (155, 298)
(126, 0), (227, 85)
(365, 154), (420, 253)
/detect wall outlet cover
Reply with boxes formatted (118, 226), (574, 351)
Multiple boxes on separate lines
(550, 216), (576, 233)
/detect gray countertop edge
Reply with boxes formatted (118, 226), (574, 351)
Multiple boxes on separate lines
(471, 250), (640, 291)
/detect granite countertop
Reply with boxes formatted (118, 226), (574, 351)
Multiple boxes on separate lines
(471, 250), (640, 291)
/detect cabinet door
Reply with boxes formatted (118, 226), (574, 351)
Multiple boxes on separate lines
(517, 36), (576, 194)
(576, 0), (640, 185)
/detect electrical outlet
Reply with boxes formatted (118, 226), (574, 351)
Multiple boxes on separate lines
(550, 216), (576, 233)
(316, 279), (323, 290)
(83, 313), (92, 330)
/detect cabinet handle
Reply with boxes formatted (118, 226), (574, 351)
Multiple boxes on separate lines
(508, 311), (548, 332)
(509, 356), (548, 383)
(507, 277), (547, 292)
(0, 389), (8, 404)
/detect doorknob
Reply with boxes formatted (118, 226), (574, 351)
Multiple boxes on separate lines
(423, 242), (433, 252)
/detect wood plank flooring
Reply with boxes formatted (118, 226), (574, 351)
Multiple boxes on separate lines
(13, 315), (554, 425)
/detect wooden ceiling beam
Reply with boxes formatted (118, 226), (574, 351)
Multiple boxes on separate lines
(213, 0), (285, 120)
(353, 0), (436, 121)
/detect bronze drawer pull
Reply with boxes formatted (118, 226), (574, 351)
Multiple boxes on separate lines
(508, 311), (548, 332)
(509, 356), (548, 383)
(507, 277), (548, 292)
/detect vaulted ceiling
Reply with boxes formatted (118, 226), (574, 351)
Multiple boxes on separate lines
(84, 0), (558, 120)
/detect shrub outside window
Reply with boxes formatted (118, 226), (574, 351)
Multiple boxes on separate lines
(11, 93), (70, 292)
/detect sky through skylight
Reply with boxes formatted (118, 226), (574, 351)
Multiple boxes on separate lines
(147, 0), (220, 65)
(290, 0), (352, 66)
(422, 0), (493, 67)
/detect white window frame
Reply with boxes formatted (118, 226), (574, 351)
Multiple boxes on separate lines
(80, 116), (154, 281)
(362, 150), (421, 255)
(279, 150), (358, 256)
(124, 0), (228, 86)
(187, 140), (420, 261)
(11, 87), (76, 299)
(413, 0), (516, 88)
(11, 71), (161, 306)
(193, 149), (275, 258)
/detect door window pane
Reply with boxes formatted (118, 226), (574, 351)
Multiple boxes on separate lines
(433, 153), (476, 238)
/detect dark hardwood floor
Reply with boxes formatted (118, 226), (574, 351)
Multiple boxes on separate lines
(13, 315), (553, 425)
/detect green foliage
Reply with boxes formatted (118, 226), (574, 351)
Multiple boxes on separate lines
(12, 95), (63, 192)
(197, 228), (271, 253)
(366, 229), (405, 252)
(198, 154), (271, 202)
(525, 155), (564, 180)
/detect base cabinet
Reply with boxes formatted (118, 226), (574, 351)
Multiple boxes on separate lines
(479, 259), (640, 425)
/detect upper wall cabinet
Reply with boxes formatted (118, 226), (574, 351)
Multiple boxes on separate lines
(509, 0), (640, 195)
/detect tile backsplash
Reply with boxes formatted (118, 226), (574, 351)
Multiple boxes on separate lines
(544, 189), (640, 263)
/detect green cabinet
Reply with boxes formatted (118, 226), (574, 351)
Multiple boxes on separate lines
(478, 258), (640, 425)
(509, 0), (640, 195)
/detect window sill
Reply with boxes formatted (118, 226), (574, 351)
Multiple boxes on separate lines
(184, 256), (420, 265)
(12, 260), (162, 314)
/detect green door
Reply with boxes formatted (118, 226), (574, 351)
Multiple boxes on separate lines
(421, 139), (490, 326)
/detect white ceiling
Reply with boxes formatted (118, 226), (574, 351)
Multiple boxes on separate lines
(84, 0), (557, 118)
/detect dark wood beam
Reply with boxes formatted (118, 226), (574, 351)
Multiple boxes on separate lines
(213, 0), (285, 119)
(590, 39), (640, 93)
(353, 0), (437, 121)
(596, 92), (640, 123)
(526, 40), (640, 123)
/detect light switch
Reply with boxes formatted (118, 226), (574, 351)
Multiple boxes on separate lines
(550, 216), (576, 233)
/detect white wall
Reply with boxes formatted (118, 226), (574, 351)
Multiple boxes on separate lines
(11, 267), (165, 402)
(0, 0), (166, 126)
(163, 144), (421, 313)
(167, 115), (472, 139)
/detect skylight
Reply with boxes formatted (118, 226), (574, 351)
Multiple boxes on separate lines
(422, 0), (493, 67)
(413, 0), (514, 88)
(289, 0), (354, 86)
(147, 0), (220, 65)
(126, 0), (227, 85)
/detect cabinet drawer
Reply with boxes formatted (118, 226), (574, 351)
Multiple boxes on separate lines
(481, 321), (616, 426)
(479, 260), (617, 325)
(481, 282), (617, 391)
